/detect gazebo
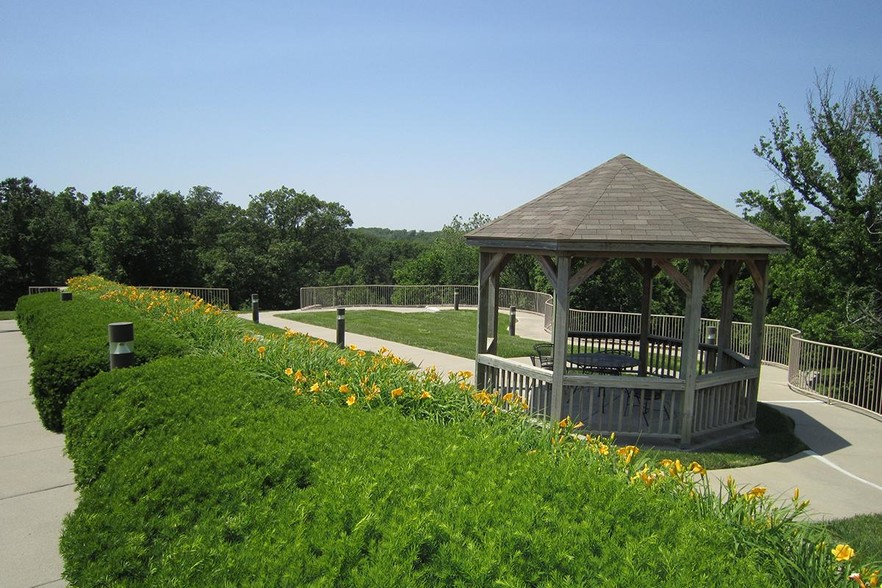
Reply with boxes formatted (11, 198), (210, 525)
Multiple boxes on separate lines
(465, 154), (787, 446)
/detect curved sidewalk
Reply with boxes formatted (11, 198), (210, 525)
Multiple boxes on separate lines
(264, 308), (882, 522)
(710, 365), (882, 520)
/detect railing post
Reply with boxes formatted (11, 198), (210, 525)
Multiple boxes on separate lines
(336, 307), (346, 349)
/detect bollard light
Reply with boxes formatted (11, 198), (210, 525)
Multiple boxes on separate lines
(509, 306), (517, 336)
(706, 325), (718, 346)
(60, 290), (72, 302)
(108, 322), (135, 369)
(453, 289), (460, 311)
(251, 293), (260, 324)
(336, 307), (346, 349)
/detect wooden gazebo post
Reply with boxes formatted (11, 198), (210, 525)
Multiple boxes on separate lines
(678, 259), (707, 446)
(549, 255), (571, 422)
(475, 251), (508, 388)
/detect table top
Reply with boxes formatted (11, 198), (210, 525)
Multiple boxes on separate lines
(567, 352), (639, 371)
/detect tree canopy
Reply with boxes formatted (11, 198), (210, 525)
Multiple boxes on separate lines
(740, 72), (882, 351)
(0, 182), (355, 309)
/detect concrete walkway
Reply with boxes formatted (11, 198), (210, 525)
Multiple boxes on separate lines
(0, 320), (75, 588)
(3, 308), (882, 587)
(711, 365), (882, 520)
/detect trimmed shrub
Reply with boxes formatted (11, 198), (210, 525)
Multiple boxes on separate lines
(61, 355), (776, 587)
(15, 293), (187, 432)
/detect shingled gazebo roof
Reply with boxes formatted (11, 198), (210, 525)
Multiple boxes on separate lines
(466, 154), (787, 258)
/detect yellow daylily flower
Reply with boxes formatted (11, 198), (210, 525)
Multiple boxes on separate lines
(745, 486), (767, 501)
(688, 461), (706, 476)
(832, 543), (855, 562)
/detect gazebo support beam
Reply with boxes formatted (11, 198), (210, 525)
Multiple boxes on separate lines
(569, 258), (606, 291)
(475, 251), (506, 388)
(679, 259), (707, 446)
(716, 260), (741, 371)
(748, 259), (769, 400)
(655, 258), (692, 295)
(537, 255), (558, 284)
(549, 255), (571, 422)
(480, 252), (511, 285)
(638, 259), (656, 377)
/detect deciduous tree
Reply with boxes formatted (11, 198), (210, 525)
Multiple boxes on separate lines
(741, 72), (882, 350)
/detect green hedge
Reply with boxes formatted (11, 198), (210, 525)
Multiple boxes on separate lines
(15, 293), (188, 432)
(61, 355), (775, 587)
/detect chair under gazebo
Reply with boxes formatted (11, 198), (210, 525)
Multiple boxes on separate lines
(465, 154), (787, 447)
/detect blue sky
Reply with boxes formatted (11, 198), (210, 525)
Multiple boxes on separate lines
(2, 1), (879, 230)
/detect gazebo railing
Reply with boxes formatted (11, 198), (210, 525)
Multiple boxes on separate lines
(478, 354), (681, 439)
(300, 284), (882, 422)
(478, 328), (757, 445)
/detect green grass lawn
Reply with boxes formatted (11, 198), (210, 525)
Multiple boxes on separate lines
(280, 309), (544, 359)
(642, 401), (808, 469)
(0, 310), (15, 320)
(825, 513), (882, 566)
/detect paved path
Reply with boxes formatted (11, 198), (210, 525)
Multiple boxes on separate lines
(3, 308), (882, 586)
(0, 320), (75, 588)
(711, 365), (882, 520)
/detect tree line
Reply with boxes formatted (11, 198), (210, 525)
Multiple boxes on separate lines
(0, 182), (415, 310)
(3, 74), (879, 351)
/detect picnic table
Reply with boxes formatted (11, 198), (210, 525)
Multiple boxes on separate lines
(566, 352), (639, 375)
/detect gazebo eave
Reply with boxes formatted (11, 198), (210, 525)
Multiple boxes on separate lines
(464, 237), (787, 259)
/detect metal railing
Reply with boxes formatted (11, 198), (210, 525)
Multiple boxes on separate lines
(300, 284), (553, 313)
(143, 286), (230, 309)
(301, 284), (882, 422)
(788, 335), (882, 417)
(28, 286), (67, 294)
(30, 285), (230, 309)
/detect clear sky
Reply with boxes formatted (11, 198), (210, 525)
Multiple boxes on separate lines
(2, 1), (879, 230)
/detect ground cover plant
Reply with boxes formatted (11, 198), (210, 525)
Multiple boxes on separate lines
(62, 356), (779, 586)
(14, 291), (187, 431)
(56, 276), (880, 586)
